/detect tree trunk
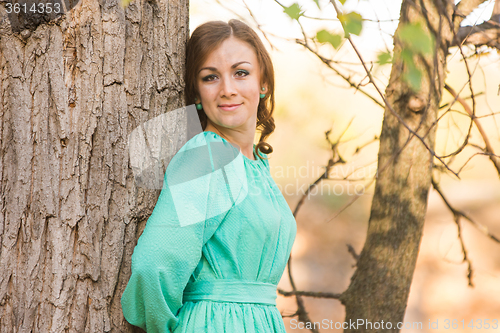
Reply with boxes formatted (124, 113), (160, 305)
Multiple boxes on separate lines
(339, 0), (486, 331)
(0, 0), (188, 331)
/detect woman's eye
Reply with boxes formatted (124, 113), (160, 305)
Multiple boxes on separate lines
(235, 70), (249, 77)
(202, 74), (217, 82)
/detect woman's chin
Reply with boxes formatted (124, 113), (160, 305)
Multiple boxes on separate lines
(214, 119), (247, 129)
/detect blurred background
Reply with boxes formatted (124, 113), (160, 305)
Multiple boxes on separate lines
(191, 0), (500, 331)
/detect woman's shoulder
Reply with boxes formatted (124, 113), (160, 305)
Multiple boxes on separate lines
(165, 131), (248, 221)
(167, 131), (241, 178)
(179, 131), (224, 152)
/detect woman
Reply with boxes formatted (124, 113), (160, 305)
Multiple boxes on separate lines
(121, 19), (297, 333)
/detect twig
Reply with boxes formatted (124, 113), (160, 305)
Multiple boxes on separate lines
(278, 289), (342, 299)
(434, 0), (478, 161)
(431, 177), (474, 286)
(324, 182), (372, 223)
(445, 84), (500, 176)
(346, 244), (360, 262)
(285, 127), (346, 333)
(293, 128), (347, 216)
(284, 253), (318, 333)
(354, 135), (379, 154)
(286, 125), (361, 332)
(456, 212), (474, 287)
(432, 177), (500, 284)
(296, 40), (385, 109)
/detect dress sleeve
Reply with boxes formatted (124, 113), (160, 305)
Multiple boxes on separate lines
(121, 133), (247, 333)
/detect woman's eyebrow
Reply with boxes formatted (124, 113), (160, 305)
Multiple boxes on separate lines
(231, 61), (251, 68)
(198, 61), (252, 74)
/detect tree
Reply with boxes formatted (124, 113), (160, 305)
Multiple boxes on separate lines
(232, 0), (500, 331)
(339, 0), (481, 329)
(0, 0), (188, 331)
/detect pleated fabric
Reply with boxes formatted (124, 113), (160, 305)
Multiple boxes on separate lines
(174, 301), (286, 333)
(121, 131), (297, 333)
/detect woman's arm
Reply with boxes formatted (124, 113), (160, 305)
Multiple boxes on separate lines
(121, 132), (246, 333)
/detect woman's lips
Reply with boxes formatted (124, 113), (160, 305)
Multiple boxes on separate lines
(218, 104), (241, 111)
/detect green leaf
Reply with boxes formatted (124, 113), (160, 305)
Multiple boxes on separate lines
(120, 0), (131, 8)
(400, 49), (413, 63)
(338, 11), (363, 36)
(316, 29), (342, 49)
(376, 51), (392, 65)
(405, 62), (422, 91)
(397, 22), (434, 55)
(312, 0), (320, 9)
(399, 54), (422, 91)
(284, 3), (304, 20)
(338, 0), (348, 4)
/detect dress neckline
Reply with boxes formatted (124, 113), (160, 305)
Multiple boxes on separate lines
(203, 131), (261, 164)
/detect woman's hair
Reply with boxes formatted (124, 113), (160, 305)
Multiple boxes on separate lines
(185, 19), (275, 157)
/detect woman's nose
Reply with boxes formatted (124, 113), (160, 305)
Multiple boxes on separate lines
(220, 77), (237, 97)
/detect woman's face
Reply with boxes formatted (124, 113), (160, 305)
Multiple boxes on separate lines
(196, 36), (266, 133)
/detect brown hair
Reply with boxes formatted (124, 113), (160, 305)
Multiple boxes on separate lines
(184, 19), (275, 158)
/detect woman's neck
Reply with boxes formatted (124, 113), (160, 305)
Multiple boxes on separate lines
(204, 123), (255, 160)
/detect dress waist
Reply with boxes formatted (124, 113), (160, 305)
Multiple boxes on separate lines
(183, 279), (278, 306)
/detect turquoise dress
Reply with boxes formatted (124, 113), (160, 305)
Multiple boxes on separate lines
(121, 131), (297, 333)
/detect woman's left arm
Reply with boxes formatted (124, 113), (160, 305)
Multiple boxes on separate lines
(121, 133), (245, 333)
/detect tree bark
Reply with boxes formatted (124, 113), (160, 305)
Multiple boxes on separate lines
(0, 0), (188, 331)
(339, 0), (487, 331)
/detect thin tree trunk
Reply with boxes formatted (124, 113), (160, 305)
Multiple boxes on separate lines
(0, 0), (188, 331)
(339, 0), (485, 330)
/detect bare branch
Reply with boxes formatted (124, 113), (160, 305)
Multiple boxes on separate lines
(354, 135), (379, 154)
(455, 213), (474, 287)
(431, 177), (500, 244)
(493, 0), (500, 22)
(445, 84), (500, 176)
(286, 125), (356, 333)
(453, 0), (500, 49)
(454, 0), (491, 26)
(346, 244), (360, 262)
(241, 0), (277, 50)
(452, 21), (500, 49)
(324, 190), (368, 223)
(293, 128), (347, 217)
(224, 0), (283, 51)
(278, 289), (342, 299)
(431, 177), (476, 286)
(295, 40), (385, 109)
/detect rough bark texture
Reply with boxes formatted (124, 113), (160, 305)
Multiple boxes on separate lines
(339, 0), (486, 331)
(0, 0), (188, 331)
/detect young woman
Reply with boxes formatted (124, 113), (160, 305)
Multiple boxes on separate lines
(121, 19), (297, 333)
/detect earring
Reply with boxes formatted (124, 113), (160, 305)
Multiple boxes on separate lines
(195, 102), (203, 110)
(260, 87), (266, 99)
